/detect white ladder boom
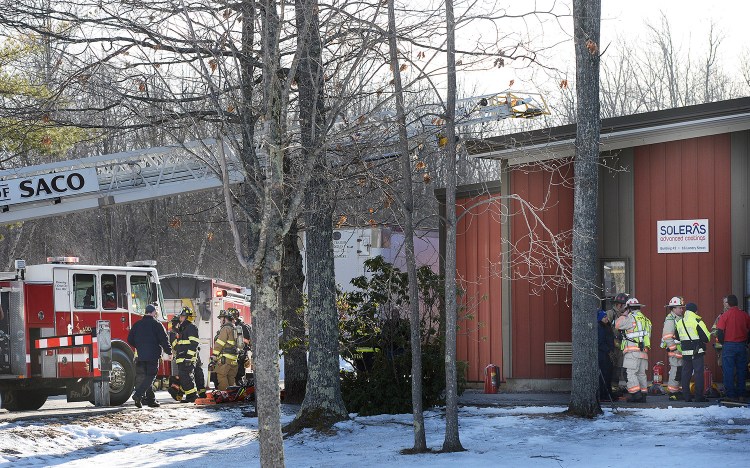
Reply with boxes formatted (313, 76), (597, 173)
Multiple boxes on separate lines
(0, 139), (244, 224)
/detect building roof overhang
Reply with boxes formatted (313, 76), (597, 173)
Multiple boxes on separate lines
(466, 97), (750, 165)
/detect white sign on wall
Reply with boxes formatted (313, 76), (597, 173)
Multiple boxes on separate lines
(657, 219), (709, 253)
(0, 168), (99, 206)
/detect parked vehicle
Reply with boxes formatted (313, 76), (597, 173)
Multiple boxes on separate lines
(0, 257), (167, 411)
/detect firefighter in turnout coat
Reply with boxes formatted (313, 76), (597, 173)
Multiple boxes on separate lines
(615, 297), (652, 403)
(661, 296), (685, 399)
(211, 309), (239, 391)
(675, 302), (711, 402)
(175, 307), (201, 403)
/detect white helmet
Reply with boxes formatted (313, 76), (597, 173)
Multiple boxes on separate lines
(666, 296), (685, 308)
(626, 297), (644, 309)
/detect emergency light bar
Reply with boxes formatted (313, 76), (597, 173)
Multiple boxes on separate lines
(126, 260), (157, 267)
(47, 256), (80, 264)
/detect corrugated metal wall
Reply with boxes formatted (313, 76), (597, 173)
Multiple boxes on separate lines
(731, 131), (750, 309)
(456, 192), (504, 382)
(509, 163), (574, 379)
(633, 135), (732, 378)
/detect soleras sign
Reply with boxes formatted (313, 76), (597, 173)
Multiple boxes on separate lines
(657, 219), (709, 254)
(0, 168), (99, 205)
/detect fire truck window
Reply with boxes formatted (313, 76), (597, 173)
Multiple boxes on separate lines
(116, 275), (127, 309)
(101, 274), (118, 310)
(73, 274), (97, 309)
(130, 275), (151, 315)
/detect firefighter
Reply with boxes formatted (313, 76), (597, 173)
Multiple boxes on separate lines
(710, 296), (731, 369)
(607, 293), (629, 391)
(127, 304), (171, 408)
(211, 309), (239, 391)
(229, 308), (253, 385)
(174, 306), (200, 403)
(675, 302), (710, 402)
(661, 296), (685, 400)
(597, 310), (615, 401)
(615, 297), (652, 403)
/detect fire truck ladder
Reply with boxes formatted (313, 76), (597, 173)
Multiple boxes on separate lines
(0, 138), (244, 224)
(335, 89), (549, 160)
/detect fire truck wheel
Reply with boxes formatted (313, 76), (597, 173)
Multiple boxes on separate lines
(109, 348), (135, 406)
(0, 390), (47, 412)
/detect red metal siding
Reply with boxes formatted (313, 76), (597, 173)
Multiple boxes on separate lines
(455, 194), (504, 382)
(633, 135), (732, 379)
(510, 163), (574, 379)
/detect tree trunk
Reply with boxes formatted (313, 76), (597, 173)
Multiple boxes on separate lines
(254, 0), (286, 464)
(281, 220), (307, 404)
(252, 252), (285, 466)
(293, 188), (349, 429)
(288, 0), (348, 431)
(387, 0), (427, 453)
(442, 0), (464, 453)
(567, 0), (602, 418)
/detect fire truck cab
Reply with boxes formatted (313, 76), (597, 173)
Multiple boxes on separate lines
(0, 257), (167, 411)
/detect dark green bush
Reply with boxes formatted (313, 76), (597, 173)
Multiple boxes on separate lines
(339, 256), (465, 415)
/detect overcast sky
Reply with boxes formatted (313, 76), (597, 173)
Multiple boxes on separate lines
(459, 0), (750, 97)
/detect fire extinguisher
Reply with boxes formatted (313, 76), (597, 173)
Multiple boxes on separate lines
(703, 366), (713, 394)
(652, 361), (665, 385)
(484, 364), (500, 394)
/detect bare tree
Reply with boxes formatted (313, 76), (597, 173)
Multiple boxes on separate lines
(386, 0), (427, 453)
(441, 0), (464, 452)
(567, 0), (601, 418)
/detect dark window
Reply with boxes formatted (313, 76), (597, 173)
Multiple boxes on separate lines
(744, 256), (750, 311)
(101, 274), (127, 310)
(73, 274), (96, 309)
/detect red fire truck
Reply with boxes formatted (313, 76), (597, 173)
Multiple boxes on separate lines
(0, 257), (168, 411)
(160, 273), (252, 385)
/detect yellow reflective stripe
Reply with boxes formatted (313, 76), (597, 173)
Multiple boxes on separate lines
(212, 350), (220, 356)
(187, 350), (196, 356)
(189, 336), (200, 342)
(183, 387), (197, 395)
(227, 340), (235, 345)
(216, 339), (226, 346)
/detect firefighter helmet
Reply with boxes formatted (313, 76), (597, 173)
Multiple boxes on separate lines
(227, 307), (240, 320)
(218, 309), (231, 319)
(626, 297), (644, 309)
(613, 293), (630, 304)
(179, 306), (195, 321)
(666, 296), (685, 308)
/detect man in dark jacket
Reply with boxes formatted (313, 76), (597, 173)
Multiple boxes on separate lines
(127, 304), (171, 408)
(597, 310), (615, 401)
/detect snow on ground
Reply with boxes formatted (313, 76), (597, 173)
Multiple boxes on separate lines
(1, 398), (748, 467)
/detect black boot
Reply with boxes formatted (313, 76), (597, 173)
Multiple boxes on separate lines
(626, 393), (641, 402)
